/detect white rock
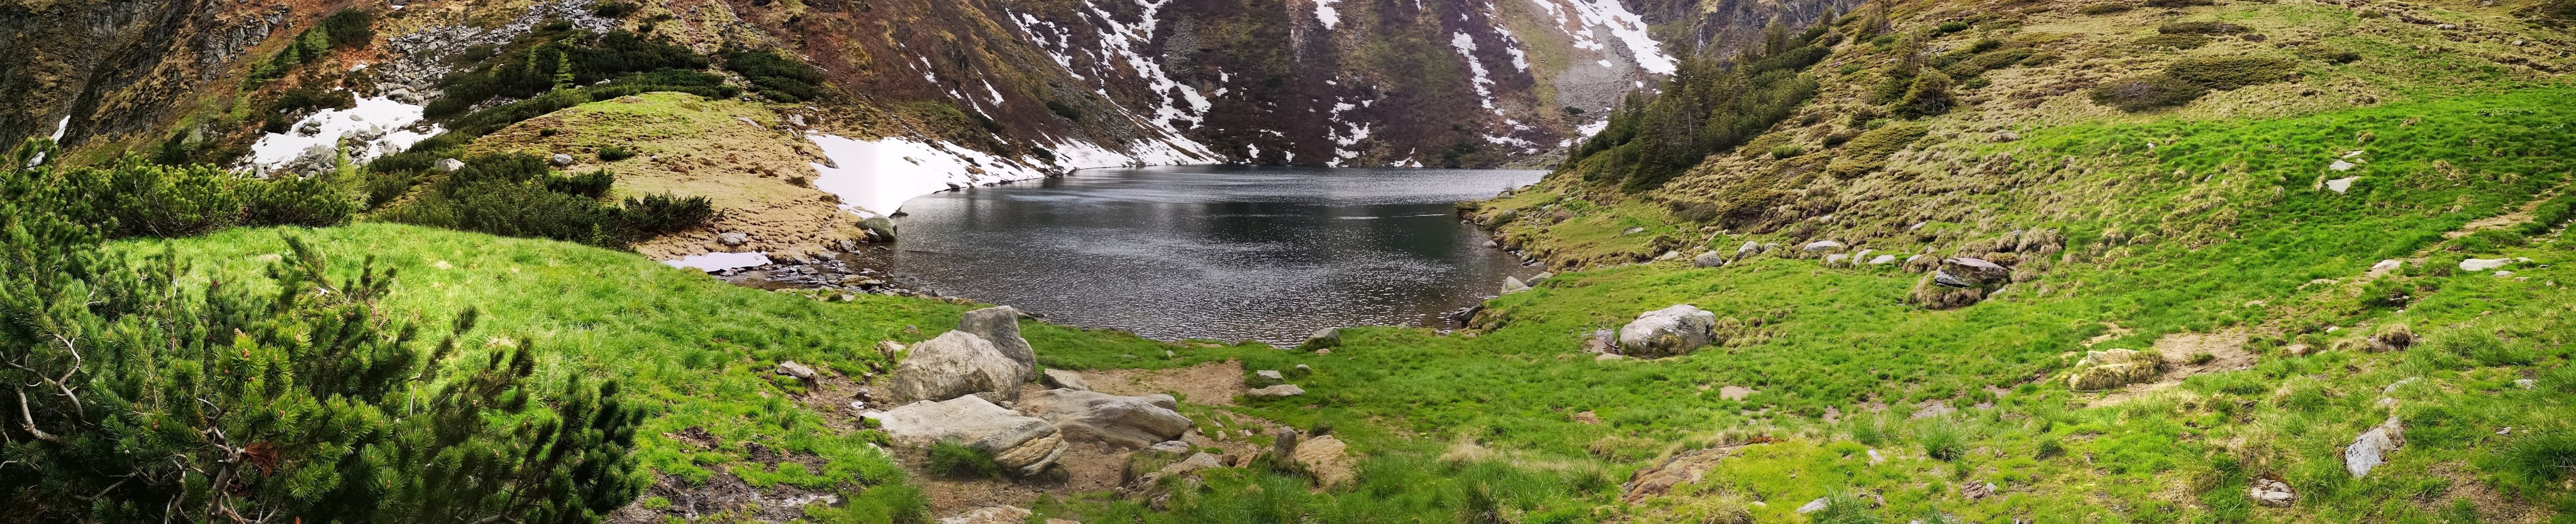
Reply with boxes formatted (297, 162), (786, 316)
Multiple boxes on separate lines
(1248, 384), (1306, 398)
(2329, 160), (2357, 172)
(2248, 477), (2296, 507)
(1803, 240), (1847, 252)
(2344, 416), (2404, 477)
(2326, 177), (2359, 193)
(2460, 258), (2513, 272)
(1617, 304), (1718, 357)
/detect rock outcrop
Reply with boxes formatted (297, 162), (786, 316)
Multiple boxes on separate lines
(1292, 435), (1357, 488)
(866, 396), (1066, 476)
(1618, 304), (1718, 357)
(2345, 416), (2404, 477)
(2067, 349), (2161, 391)
(888, 331), (1025, 403)
(1017, 388), (1192, 449)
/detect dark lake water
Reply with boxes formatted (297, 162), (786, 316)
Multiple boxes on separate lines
(875, 165), (1546, 345)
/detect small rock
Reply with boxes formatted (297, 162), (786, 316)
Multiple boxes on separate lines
(1694, 251), (1728, 267)
(2516, 379), (2537, 389)
(2495, 270), (2516, 277)
(1803, 240), (1847, 252)
(1042, 369), (1091, 391)
(1501, 276), (1532, 294)
(1301, 328), (1342, 350)
(2326, 176), (2359, 193)
(1248, 384), (1306, 398)
(774, 361), (816, 380)
(1796, 498), (1831, 514)
(434, 158), (465, 172)
(1993, 131), (2020, 142)
(1826, 254), (1851, 265)
(1736, 241), (1766, 257)
(941, 506), (1035, 524)
(1531, 271), (1555, 282)
(1621, 226), (1646, 236)
(1963, 481), (1998, 500)
(551, 153), (575, 166)
(2345, 416), (2404, 477)
(2460, 258), (2513, 272)
(2370, 259), (2402, 273)
(718, 232), (750, 247)
(1254, 370), (1284, 382)
(2329, 160), (2357, 172)
(1868, 255), (1897, 265)
(2248, 477), (2296, 508)
(1596, 353), (1627, 362)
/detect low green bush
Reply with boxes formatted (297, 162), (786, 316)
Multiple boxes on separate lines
(2165, 56), (2299, 89)
(2132, 33), (2213, 50)
(599, 145), (638, 162)
(724, 47), (831, 103)
(2090, 73), (2209, 111)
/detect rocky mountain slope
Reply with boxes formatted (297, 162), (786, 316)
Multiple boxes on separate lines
(0, 0), (1860, 170)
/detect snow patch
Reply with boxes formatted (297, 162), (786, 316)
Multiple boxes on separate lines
(806, 134), (1051, 215)
(1527, 0), (1677, 74)
(246, 96), (440, 172)
(1314, 0), (1342, 30)
(1450, 32), (1504, 116)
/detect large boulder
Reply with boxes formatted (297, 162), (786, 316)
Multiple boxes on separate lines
(1017, 388), (1192, 449)
(1693, 251), (1728, 267)
(1300, 328), (1342, 350)
(2067, 349), (2161, 391)
(959, 306), (1037, 381)
(866, 396), (1067, 476)
(1617, 304), (1719, 357)
(889, 331), (1025, 403)
(1041, 369), (1092, 391)
(1501, 276), (1532, 294)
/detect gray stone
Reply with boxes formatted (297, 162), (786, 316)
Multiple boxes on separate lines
(1803, 240), (1847, 252)
(1694, 251), (1728, 267)
(887, 331), (1024, 403)
(2518, 379), (2538, 389)
(2249, 477), (2296, 508)
(1944, 258), (2010, 283)
(1736, 241), (1765, 257)
(434, 158), (465, 172)
(551, 153), (576, 166)
(940, 506), (1034, 524)
(1617, 304), (1718, 357)
(2345, 416), (2404, 477)
(865, 396), (1065, 476)
(718, 232), (750, 246)
(1255, 370), (1284, 382)
(1041, 369), (1091, 391)
(1248, 384), (1306, 398)
(1017, 388), (1191, 449)
(1501, 276), (1531, 294)
(1868, 255), (1897, 265)
(2460, 258), (2512, 272)
(2329, 160), (2357, 172)
(2326, 176), (2360, 193)
(775, 360), (816, 381)
(959, 306), (1037, 382)
(1301, 328), (1341, 350)
(860, 216), (899, 241)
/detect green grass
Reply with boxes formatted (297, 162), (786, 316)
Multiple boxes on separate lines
(113, 223), (1182, 498)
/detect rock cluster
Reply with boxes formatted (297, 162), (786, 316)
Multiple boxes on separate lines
(1018, 389), (1192, 449)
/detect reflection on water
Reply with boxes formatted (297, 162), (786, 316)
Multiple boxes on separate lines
(881, 165), (1546, 345)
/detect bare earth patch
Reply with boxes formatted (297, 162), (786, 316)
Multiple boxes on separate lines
(1080, 360), (1250, 406)
(2090, 330), (2256, 406)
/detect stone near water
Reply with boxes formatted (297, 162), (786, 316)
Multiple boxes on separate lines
(959, 306), (1038, 381)
(1618, 304), (1718, 357)
(1301, 327), (1341, 350)
(1017, 389), (1191, 449)
(1501, 276), (1531, 294)
(887, 331), (1024, 403)
(866, 396), (1065, 476)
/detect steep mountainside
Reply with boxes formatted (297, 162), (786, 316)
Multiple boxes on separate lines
(0, 0), (1865, 170)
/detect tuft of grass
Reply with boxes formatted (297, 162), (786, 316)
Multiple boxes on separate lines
(598, 145), (636, 162)
(1916, 420), (1969, 461)
(928, 440), (1004, 479)
(2499, 430), (2576, 485)
(2090, 74), (2208, 111)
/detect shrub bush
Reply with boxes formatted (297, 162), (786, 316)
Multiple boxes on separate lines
(724, 48), (831, 103)
(599, 145), (638, 162)
(2090, 74), (2209, 111)
(0, 150), (355, 238)
(2132, 33), (2213, 50)
(1916, 420), (1969, 460)
(2157, 21), (2245, 34)
(321, 8), (375, 48)
(2165, 56), (2298, 89)
(620, 192), (716, 237)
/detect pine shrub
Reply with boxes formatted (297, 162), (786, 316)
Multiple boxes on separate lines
(2090, 74), (2209, 111)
